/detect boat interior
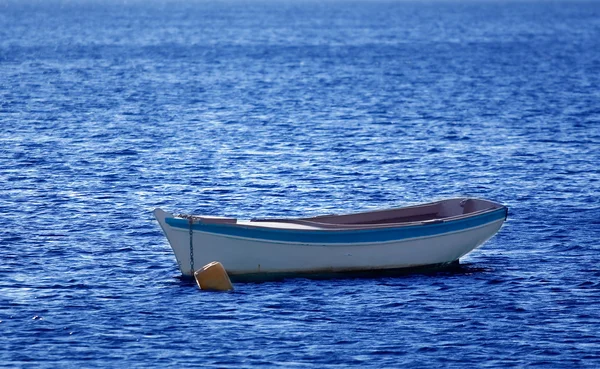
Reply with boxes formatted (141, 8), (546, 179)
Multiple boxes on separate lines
(182, 198), (504, 229)
(249, 198), (504, 229)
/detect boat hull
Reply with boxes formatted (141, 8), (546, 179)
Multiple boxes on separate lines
(154, 203), (506, 279)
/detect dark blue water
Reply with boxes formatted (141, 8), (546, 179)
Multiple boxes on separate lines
(1, 0), (600, 367)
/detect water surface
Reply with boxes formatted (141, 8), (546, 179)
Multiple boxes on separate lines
(1, 0), (599, 367)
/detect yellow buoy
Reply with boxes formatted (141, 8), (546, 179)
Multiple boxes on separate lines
(194, 261), (234, 291)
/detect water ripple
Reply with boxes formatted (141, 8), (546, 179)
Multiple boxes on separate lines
(1, 0), (600, 368)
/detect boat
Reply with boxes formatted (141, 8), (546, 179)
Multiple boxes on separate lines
(154, 198), (508, 280)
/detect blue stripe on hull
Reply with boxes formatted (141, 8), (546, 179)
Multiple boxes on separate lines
(164, 207), (507, 245)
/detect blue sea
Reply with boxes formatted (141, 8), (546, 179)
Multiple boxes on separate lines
(1, 0), (600, 367)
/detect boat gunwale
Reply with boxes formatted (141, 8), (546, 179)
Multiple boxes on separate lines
(165, 198), (507, 232)
(168, 215), (506, 246)
(250, 206), (504, 230)
(162, 206), (507, 245)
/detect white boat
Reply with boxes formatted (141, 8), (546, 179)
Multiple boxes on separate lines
(154, 198), (507, 280)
